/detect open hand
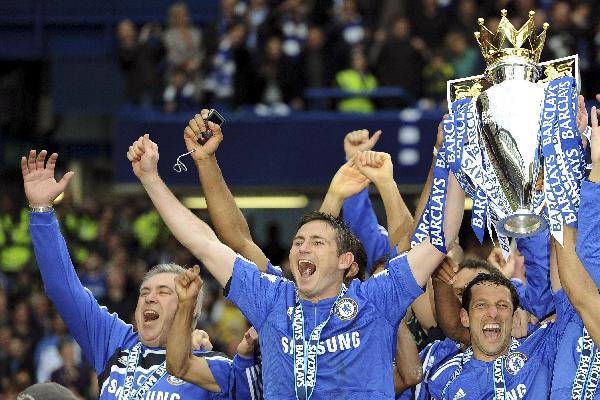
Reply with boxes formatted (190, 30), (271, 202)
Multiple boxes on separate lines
(328, 157), (370, 200)
(21, 150), (75, 208)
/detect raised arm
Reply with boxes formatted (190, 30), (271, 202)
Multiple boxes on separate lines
(356, 150), (413, 248)
(183, 111), (269, 271)
(320, 157), (370, 216)
(167, 266), (222, 391)
(127, 135), (236, 287)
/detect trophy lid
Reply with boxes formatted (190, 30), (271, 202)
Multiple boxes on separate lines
(475, 10), (549, 76)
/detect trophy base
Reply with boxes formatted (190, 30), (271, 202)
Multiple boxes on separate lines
(496, 209), (547, 238)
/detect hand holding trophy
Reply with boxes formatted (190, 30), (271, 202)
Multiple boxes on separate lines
(413, 9), (586, 256)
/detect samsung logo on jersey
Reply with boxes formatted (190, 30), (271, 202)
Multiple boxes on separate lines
(106, 378), (182, 399)
(281, 331), (361, 355)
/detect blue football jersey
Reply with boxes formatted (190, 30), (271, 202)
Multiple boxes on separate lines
(426, 290), (572, 400)
(30, 212), (257, 400)
(226, 254), (424, 400)
(577, 180), (600, 292)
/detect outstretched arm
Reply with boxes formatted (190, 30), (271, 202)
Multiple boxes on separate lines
(320, 157), (370, 216)
(128, 135), (236, 287)
(184, 111), (269, 271)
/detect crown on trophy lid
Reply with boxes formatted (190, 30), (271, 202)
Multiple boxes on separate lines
(475, 9), (549, 67)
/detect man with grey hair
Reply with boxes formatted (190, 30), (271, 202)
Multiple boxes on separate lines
(22, 149), (260, 399)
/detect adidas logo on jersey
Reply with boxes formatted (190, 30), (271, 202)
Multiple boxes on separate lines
(452, 388), (466, 399)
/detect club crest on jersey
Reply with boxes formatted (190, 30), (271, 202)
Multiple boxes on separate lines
(334, 298), (358, 320)
(167, 375), (186, 385)
(505, 352), (527, 375)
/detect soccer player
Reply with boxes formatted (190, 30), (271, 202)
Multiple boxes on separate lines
(548, 104), (600, 399)
(128, 120), (465, 399)
(21, 150), (258, 399)
(425, 244), (572, 399)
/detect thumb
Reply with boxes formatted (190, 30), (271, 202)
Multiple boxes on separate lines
(142, 134), (152, 152)
(367, 130), (382, 147)
(58, 171), (75, 190)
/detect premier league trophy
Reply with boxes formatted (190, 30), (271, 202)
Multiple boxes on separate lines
(412, 10), (586, 255)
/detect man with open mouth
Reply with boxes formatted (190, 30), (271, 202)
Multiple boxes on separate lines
(21, 149), (259, 399)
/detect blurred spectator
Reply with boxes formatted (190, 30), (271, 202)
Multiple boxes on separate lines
(100, 266), (135, 322)
(445, 30), (481, 79)
(205, 21), (255, 107)
(163, 67), (197, 113)
(49, 339), (92, 398)
(34, 312), (80, 384)
(409, 0), (450, 51)
(543, 1), (576, 60)
(334, 0), (366, 49)
(245, 0), (271, 54)
(372, 15), (424, 106)
(335, 50), (377, 113)
(423, 52), (454, 103)
(256, 36), (303, 110)
(274, 0), (309, 58)
(163, 2), (203, 99)
(115, 20), (164, 107)
(451, 0), (479, 37)
(301, 26), (334, 89)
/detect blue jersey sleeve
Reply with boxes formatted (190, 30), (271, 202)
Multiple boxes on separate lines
(29, 211), (133, 374)
(516, 229), (555, 320)
(266, 261), (283, 277)
(226, 256), (290, 331)
(359, 254), (424, 328)
(342, 188), (391, 275)
(230, 355), (262, 400)
(576, 179), (600, 290)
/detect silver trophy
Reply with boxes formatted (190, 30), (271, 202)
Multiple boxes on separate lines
(446, 10), (581, 238)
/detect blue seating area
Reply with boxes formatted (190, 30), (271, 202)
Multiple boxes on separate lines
(0, 0), (220, 58)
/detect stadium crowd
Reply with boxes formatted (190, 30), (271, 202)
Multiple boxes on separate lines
(116, 0), (600, 113)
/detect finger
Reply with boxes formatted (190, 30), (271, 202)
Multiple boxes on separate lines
(184, 126), (197, 140)
(57, 171), (75, 191)
(194, 114), (206, 132)
(46, 153), (58, 171)
(189, 118), (201, 135)
(200, 109), (209, 120)
(592, 106), (598, 129)
(367, 130), (382, 148)
(36, 150), (48, 171)
(208, 121), (223, 138)
(192, 265), (200, 274)
(28, 150), (37, 171)
(21, 156), (29, 177)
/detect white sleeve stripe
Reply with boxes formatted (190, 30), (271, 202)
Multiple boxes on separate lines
(430, 361), (461, 381)
(245, 368), (256, 400)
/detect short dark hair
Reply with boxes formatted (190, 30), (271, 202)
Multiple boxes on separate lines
(297, 212), (366, 281)
(458, 259), (502, 276)
(461, 273), (520, 314)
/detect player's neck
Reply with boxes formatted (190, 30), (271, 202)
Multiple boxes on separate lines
(472, 345), (509, 362)
(298, 282), (344, 303)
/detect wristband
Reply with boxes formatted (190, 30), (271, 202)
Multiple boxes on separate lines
(29, 205), (54, 213)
